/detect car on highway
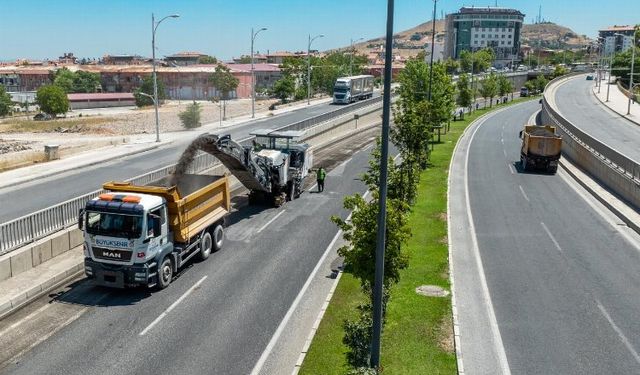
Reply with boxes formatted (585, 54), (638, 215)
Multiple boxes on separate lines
(586, 74), (594, 80)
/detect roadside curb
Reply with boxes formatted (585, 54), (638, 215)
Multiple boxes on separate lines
(559, 158), (640, 235)
(0, 141), (168, 190)
(0, 259), (84, 321)
(591, 84), (640, 127)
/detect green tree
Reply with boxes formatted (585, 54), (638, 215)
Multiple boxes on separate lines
(134, 75), (166, 107)
(178, 101), (202, 129)
(53, 68), (75, 93)
(236, 55), (253, 64)
(612, 46), (640, 89)
(534, 74), (548, 93)
(209, 63), (240, 119)
(197, 55), (217, 64)
(272, 76), (295, 102)
(497, 74), (513, 97)
(552, 64), (569, 78)
(456, 73), (473, 112)
(0, 85), (13, 117)
(524, 80), (537, 94)
(479, 73), (498, 107)
(72, 71), (101, 93)
(443, 57), (459, 75)
(36, 85), (69, 116)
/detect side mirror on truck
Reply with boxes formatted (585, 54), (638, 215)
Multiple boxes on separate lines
(518, 130), (523, 139)
(78, 209), (84, 230)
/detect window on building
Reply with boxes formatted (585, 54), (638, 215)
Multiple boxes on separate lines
(495, 35), (499, 38)
(502, 35), (505, 38)
(481, 34), (485, 38)
(509, 28), (512, 32)
(502, 28), (506, 32)
(474, 41), (479, 45)
(501, 41), (505, 45)
(508, 41), (512, 45)
(482, 28), (485, 32)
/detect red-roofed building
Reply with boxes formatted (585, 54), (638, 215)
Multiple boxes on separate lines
(67, 92), (135, 109)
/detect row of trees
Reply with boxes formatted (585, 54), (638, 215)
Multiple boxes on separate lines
(332, 57), (456, 373)
(53, 68), (101, 93)
(272, 51), (368, 102)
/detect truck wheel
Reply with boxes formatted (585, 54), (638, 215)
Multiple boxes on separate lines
(287, 181), (295, 201)
(521, 156), (528, 171)
(198, 231), (213, 260)
(157, 257), (173, 289)
(548, 165), (558, 174)
(213, 224), (224, 251)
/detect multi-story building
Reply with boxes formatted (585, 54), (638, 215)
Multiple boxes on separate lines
(444, 6), (525, 67)
(599, 25), (636, 55)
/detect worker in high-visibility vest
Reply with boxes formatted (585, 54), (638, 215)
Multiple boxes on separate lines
(316, 167), (326, 192)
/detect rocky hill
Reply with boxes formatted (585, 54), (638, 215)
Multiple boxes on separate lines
(520, 22), (591, 49)
(331, 20), (590, 60)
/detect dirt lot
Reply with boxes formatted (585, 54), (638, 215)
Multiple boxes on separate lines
(0, 98), (279, 136)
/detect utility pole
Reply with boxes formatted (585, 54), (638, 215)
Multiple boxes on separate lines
(606, 53), (613, 102)
(371, 0), (394, 369)
(151, 13), (179, 143)
(251, 27), (267, 118)
(307, 34), (324, 105)
(427, 0), (439, 100)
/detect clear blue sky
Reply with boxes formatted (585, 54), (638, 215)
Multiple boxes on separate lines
(1, 0), (638, 61)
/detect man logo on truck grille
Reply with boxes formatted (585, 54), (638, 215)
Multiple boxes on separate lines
(102, 251), (122, 259)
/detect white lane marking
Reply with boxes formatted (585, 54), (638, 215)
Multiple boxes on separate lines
(139, 276), (207, 336)
(0, 303), (52, 338)
(465, 114), (512, 375)
(540, 222), (563, 253)
(596, 300), (640, 365)
(501, 138), (504, 144)
(503, 149), (508, 157)
(508, 163), (515, 175)
(257, 210), (286, 234)
(519, 185), (530, 202)
(250, 218), (343, 375)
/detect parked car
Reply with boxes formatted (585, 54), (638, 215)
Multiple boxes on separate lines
(586, 75), (594, 81)
(33, 113), (52, 121)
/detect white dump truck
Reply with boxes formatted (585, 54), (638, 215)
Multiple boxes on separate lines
(80, 174), (231, 289)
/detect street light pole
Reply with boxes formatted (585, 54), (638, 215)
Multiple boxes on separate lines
(628, 42), (636, 115)
(151, 13), (179, 143)
(607, 53), (613, 102)
(370, 0), (394, 369)
(350, 37), (363, 76)
(427, 0), (439, 101)
(307, 34), (324, 105)
(251, 27), (267, 118)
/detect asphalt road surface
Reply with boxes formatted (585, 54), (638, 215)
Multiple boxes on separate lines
(0, 125), (385, 375)
(0, 97), (376, 224)
(553, 75), (640, 163)
(452, 100), (640, 374)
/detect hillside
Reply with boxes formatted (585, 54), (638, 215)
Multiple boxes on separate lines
(330, 20), (591, 61)
(521, 22), (592, 49)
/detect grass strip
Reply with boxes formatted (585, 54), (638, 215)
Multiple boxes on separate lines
(300, 96), (535, 375)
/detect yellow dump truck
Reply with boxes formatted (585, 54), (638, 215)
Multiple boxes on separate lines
(519, 125), (562, 174)
(79, 174), (231, 289)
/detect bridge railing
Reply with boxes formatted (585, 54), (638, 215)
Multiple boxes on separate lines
(541, 73), (640, 209)
(0, 98), (381, 255)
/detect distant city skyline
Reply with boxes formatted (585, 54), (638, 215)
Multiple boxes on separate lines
(1, 0), (638, 62)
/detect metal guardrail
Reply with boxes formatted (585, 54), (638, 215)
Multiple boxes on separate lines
(0, 98), (381, 255)
(543, 74), (640, 182)
(542, 74), (640, 210)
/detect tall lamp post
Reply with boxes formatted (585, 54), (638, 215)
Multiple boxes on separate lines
(151, 13), (179, 143)
(607, 52), (613, 102)
(251, 27), (267, 118)
(350, 37), (364, 75)
(307, 34), (324, 105)
(615, 32), (637, 114)
(427, 0), (439, 100)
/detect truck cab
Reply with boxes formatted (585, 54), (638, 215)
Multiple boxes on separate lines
(81, 193), (173, 288)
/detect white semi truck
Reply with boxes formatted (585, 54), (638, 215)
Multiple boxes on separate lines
(333, 75), (374, 104)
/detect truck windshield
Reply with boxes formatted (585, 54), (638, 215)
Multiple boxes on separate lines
(334, 87), (348, 93)
(85, 212), (142, 239)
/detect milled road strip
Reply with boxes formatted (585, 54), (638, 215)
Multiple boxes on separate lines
(256, 210), (286, 234)
(139, 275), (208, 336)
(0, 304), (52, 339)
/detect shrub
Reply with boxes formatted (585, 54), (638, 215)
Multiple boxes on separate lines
(179, 102), (202, 129)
